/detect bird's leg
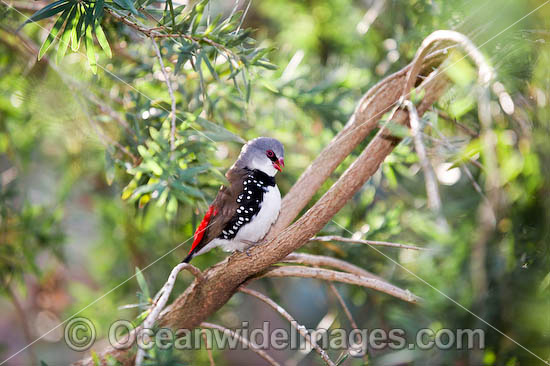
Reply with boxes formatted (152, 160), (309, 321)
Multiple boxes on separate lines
(239, 239), (258, 257)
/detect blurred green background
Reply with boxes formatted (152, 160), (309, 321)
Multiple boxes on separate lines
(0, 0), (549, 365)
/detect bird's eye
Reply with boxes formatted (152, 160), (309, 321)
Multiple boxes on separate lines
(266, 150), (275, 158)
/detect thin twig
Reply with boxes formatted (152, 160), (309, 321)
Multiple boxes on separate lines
(135, 263), (203, 366)
(403, 100), (449, 230)
(239, 287), (336, 366)
(310, 235), (425, 251)
(151, 38), (177, 153)
(326, 283), (369, 361)
(260, 266), (420, 304)
(107, 8), (235, 59)
(201, 330), (215, 366)
(282, 252), (381, 280)
(200, 322), (281, 366)
(7, 285), (37, 364)
(326, 283), (359, 330)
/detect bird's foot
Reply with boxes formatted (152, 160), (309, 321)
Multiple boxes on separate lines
(241, 239), (258, 247)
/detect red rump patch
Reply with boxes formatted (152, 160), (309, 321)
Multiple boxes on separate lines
(188, 205), (218, 254)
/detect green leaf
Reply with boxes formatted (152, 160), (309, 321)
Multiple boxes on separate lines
(113, 0), (140, 16)
(38, 5), (73, 60)
(131, 183), (163, 200)
(135, 267), (150, 301)
(91, 351), (100, 366)
(71, 6), (85, 51)
(18, 0), (70, 30)
(172, 182), (204, 199)
(179, 165), (209, 181)
(85, 20), (97, 73)
(167, 0), (176, 31)
(132, 310), (150, 328)
(94, 23), (112, 58)
(92, 0), (105, 24)
(449, 95), (476, 119)
(166, 195), (178, 218)
(56, 5), (77, 64)
(382, 120), (410, 139)
(195, 117), (245, 143)
(202, 54), (219, 80)
(105, 355), (120, 366)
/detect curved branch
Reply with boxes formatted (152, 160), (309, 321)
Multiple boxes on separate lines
(326, 283), (359, 330)
(266, 48), (448, 239)
(282, 252), (380, 280)
(239, 287), (336, 366)
(259, 266), (420, 304)
(403, 100), (449, 230)
(403, 30), (494, 97)
(310, 235), (425, 251)
(200, 322), (281, 366)
(135, 263), (202, 366)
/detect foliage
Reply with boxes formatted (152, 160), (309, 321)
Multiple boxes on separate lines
(0, 0), (549, 365)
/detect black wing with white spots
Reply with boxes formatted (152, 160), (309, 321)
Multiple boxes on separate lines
(218, 169), (275, 240)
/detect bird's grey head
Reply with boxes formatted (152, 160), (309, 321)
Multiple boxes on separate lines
(236, 137), (284, 176)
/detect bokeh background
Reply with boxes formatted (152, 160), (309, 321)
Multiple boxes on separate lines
(0, 0), (549, 365)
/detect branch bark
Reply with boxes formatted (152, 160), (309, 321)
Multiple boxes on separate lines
(74, 33), (452, 366)
(135, 263), (202, 366)
(282, 252), (381, 280)
(259, 266), (419, 304)
(310, 235), (425, 251)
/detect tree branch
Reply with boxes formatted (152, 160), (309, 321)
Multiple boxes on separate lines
(239, 287), (336, 366)
(259, 266), (419, 304)
(403, 100), (449, 230)
(282, 252), (381, 280)
(310, 235), (425, 251)
(135, 263), (202, 366)
(106, 9), (236, 60)
(200, 322), (281, 366)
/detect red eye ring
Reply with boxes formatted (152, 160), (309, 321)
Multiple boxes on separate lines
(266, 150), (275, 157)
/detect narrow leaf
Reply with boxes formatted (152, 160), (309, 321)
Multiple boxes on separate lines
(94, 23), (112, 58)
(18, 0), (70, 30)
(113, 0), (140, 16)
(56, 5), (77, 64)
(38, 5), (73, 60)
(85, 23), (97, 73)
(202, 54), (219, 80)
(93, 0), (105, 23)
(71, 6), (84, 51)
(135, 267), (150, 301)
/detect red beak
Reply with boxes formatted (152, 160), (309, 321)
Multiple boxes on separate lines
(273, 157), (284, 172)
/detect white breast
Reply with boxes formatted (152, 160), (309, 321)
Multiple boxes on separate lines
(235, 184), (281, 243)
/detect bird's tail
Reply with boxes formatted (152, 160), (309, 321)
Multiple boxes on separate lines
(181, 252), (193, 263)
